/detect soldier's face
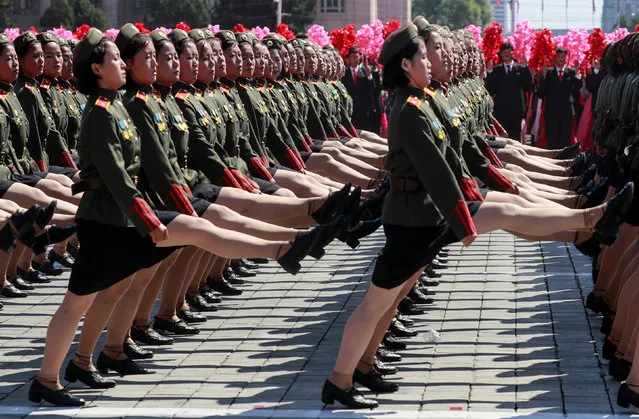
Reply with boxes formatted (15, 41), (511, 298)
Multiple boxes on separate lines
(269, 49), (282, 78)
(280, 46), (289, 72)
(426, 32), (447, 83)
(128, 40), (157, 86)
(252, 44), (266, 78)
(178, 41), (199, 85)
(303, 47), (317, 74)
(240, 44), (255, 78)
(442, 40), (454, 81)
(223, 45), (242, 80)
(295, 49), (304, 74)
(156, 42), (180, 85)
(211, 39), (226, 79)
(61, 46), (73, 80)
(403, 39), (430, 89)
(93, 42), (126, 90)
(21, 42), (44, 78)
(43, 42), (62, 79)
(0, 45), (19, 83)
(197, 41), (215, 84)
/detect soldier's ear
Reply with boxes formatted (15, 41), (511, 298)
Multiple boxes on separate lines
(401, 58), (411, 72)
(90, 63), (102, 78)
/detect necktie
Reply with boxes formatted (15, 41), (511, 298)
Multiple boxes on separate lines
(505, 65), (510, 74)
(352, 69), (357, 85)
(559, 69), (564, 82)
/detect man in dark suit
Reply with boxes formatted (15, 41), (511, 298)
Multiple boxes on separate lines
(585, 58), (604, 113)
(485, 42), (533, 141)
(538, 47), (583, 149)
(341, 46), (380, 132)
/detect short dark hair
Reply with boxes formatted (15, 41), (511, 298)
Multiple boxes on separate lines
(555, 47), (567, 54)
(16, 39), (38, 59)
(120, 33), (151, 62)
(381, 37), (423, 90)
(347, 46), (360, 56)
(175, 38), (195, 56)
(74, 37), (111, 95)
(499, 42), (514, 52)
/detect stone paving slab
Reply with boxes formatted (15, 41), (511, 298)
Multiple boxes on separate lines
(0, 231), (637, 418)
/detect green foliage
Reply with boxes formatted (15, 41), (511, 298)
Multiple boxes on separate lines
(617, 13), (639, 31)
(148, 0), (211, 28)
(0, 0), (12, 27)
(413, 0), (492, 30)
(211, 0), (274, 30)
(40, 0), (75, 29)
(283, 0), (315, 34)
(73, 0), (109, 29)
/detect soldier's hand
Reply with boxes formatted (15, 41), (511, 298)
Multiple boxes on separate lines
(461, 232), (477, 247)
(150, 224), (169, 243)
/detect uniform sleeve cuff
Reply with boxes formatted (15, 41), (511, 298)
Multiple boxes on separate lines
(130, 197), (162, 233)
(446, 199), (477, 238)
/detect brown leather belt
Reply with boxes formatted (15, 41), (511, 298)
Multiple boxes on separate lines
(389, 177), (422, 192)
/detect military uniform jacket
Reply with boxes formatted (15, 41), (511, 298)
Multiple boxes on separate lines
(38, 75), (77, 168)
(270, 79), (311, 153)
(172, 81), (238, 188)
(284, 75), (317, 147)
(154, 83), (205, 190)
(384, 86), (476, 239)
(301, 76), (332, 141)
(58, 79), (82, 155)
(124, 83), (194, 215)
(15, 75), (65, 171)
(0, 104), (22, 180)
(76, 88), (161, 235)
(0, 81), (39, 175)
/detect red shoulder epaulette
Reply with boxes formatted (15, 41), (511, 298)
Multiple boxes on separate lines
(406, 95), (422, 107)
(424, 88), (436, 98)
(94, 96), (111, 110)
(220, 85), (230, 93)
(40, 79), (51, 90)
(175, 89), (190, 101)
(0, 90), (8, 100)
(24, 82), (34, 92)
(135, 90), (148, 102)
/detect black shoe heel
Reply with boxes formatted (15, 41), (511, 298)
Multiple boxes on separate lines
(595, 182), (634, 245)
(618, 383), (639, 408)
(320, 380), (378, 409)
(64, 361), (116, 389)
(28, 379), (85, 407)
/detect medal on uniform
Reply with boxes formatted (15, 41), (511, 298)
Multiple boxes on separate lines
(200, 117), (209, 126)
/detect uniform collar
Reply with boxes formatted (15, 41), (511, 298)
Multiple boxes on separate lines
(220, 77), (236, 87)
(0, 81), (13, 92)
(94, 87), (118, 101)
(153, 83), (172, 98)
(58, 79), (71, 89)
(172, 81), (195, 94)
(194, 80), (210, 94)
(128, 81), (153, 94)
(18, 74), (37, 85)
(400, 86), (426, 99)
(39, 74), (58, 86)
(210, 81), (221, 89)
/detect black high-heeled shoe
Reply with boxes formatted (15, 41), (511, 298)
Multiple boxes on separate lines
(278, 228), (321, 275)
(556, 142), (581, 160)
(595, 182), (634, 245)
(28, 378), (85, 407)
(320, 380), (378, 409)
(609, 356), (632, 381)
(618, 383), (639, 408)
(312, 183), (351, 224)
(26, 225), (78, 256)
(64, 360), (117, 389)
(582, 177), (610, 208)
(586, 291), (611, 316)
(309, 216), (347, 260)
(123, 340), (154, 360)
(0, 205), (41, 253)
(602, 339), (618, 361)
(14, 202), (57, 249)
(96, 352), (152, 376)
(343, 217), (382, 249)
(353, 368), (399, 393)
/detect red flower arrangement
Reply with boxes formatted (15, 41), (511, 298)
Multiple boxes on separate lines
(382, 19), (400, 40)
(529, 28), (555, 73)
(232, 23), (248, 33)
(134, 22), (150, 34)
(175, 22), (190, 32)
(29, 26), (39, 34)
(330, 24), (356, 58)
(73, 24), (91, 40)
(276, 23), (295, 40)
(482, 22), (504, 65)
(585, 28), (607, 65)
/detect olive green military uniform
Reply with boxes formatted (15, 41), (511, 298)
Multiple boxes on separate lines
(58, 79), (82, 156)
(38, 74), (77, 168)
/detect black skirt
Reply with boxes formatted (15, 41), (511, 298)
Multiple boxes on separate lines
(0, 179), (14, 198)
(191, 198), (210, 217)
(192, 183), (222, 203)
(12, 172), (47, 186)
(253, 177), (281, 195)
(68, 211), (180, 296)
(372, 201), (481, 290)
(48, 165), (79, 178)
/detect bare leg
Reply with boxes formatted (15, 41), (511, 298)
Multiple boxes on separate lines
(304, 153), (374, 188)
(153, 247), (200, 322)
(4, 183), (78, 215)
(33, 179), (81, 206)
(606, 235), (639, 309)
(320, 147), (385, 178)
(273, 170), (331, 198)
(594, 224), (637, 298)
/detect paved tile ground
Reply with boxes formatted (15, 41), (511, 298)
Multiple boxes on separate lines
(0, 231), (636, 418)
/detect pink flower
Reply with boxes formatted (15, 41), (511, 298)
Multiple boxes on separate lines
(104, 28), (119, 40)
(511, 20), (536, 62)
(208, 24), (220, 34)
(307, 24), (330, 47)
(251, 26), (270, 40)
(155, 27), (172, 35)
(465, 25), (483, 49)
(49, 26), (73, 40)
(3, 28), (19, 42)
(355, 20), (384, 61)
(605, 28), (629, 43)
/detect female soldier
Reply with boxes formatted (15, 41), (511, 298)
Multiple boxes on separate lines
(322, 23), (634, 409)
(28, 28), (326, 407)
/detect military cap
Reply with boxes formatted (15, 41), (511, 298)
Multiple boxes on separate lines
(168, 29), (190, 49)
(150, 29), (169, 50)
(215, 30), (237, 50)
(235, 31), (251, 45)
(188, 29), (206, 43)
(0, 33), (10, 48)
(58, 37), (69, 48)
(378, 23), (419, 66)
(202, 28), (214, 40)
(37, 32), (59, 46)
(68, 38), (79, 51)
(413, 16), (430, 33)
(289, 38), (305, 50)
(73, 28), (105, 67)
(14, 31), (39, 55)
(114, 23), (140, 54)
(263, 37), (282, 51)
